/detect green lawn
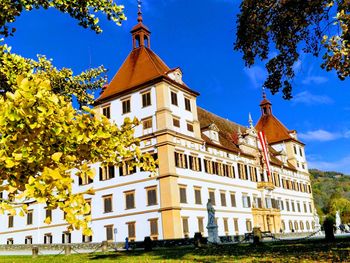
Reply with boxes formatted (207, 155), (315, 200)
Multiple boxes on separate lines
(1, 237), (350, 263)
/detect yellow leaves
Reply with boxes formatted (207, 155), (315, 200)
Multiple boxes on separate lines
(44, 216), (51, 224)
(51, 152), (63, 162)
(83, 228), (93, 237)
(5, 158), (16, 168)
(85, 188), (96, 195)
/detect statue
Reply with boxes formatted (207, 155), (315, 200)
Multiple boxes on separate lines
(335, 211), (342, 234)
(207, 199), (215, 226)
(206, 199), (220, 244)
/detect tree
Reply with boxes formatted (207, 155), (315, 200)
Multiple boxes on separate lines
(0, 1), (157, 235)
(235, 0), (350, 99)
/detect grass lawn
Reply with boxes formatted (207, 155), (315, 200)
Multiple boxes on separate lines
(1, 237), (350, 263)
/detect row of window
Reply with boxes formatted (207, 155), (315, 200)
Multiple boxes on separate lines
(174, 152), (312, 193)
(178, 185), (313, 213)
(281, 220), (315, 232)
(78, 154), (158, 186)
(6, 219), (159, 245)
(102, 92), (152, 119)
(101, 90), (192, 119)
(6, 188), (157, 228)
(171, 91), (191, 111)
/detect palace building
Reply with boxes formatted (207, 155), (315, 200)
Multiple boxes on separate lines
(0, 10), (315, 245)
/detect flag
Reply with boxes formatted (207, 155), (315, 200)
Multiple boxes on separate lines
(258, 131), (271, 177)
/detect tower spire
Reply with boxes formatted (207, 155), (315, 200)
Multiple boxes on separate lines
(137, 0), (143, 23)
(131, 0), (151, 49)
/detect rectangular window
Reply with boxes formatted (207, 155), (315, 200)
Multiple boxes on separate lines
(119, 161), (137, 176)
(79, 173), (93, 185)
(184, 97), (191, 111)
(149, 219), (158, 238)
(82, 234), (92, 243)
(44, 233), (53, 244)
(265, 197), (272, 209)
(238, 163), (245, 180)
(125, 191), (135, 210)
(142, 92), (151, 107)
(286, 200), (290, 211)
(44, 208), (52, 223)
(291, 201), (295, 212)
(223, 218), (229, 235)
(25, 236), (33, 245)
(142, 117), (153, 135)
(171, 91), (178, 106)
(102, 106), (110, 119)
(304, 202), (307, 213)
(246, 219), (252, 232)
(99, 165), (115, 181)
(147, 188), (157, 206)
(27, 210), (33, 225)
(62, 232), (71, 244)
(105, 225), (114, 241)
(208, 190), (216, 205)
(294, 145), (297, 154)
(174, 152), (188, 169)
(7, 238), (14, 245)
(220, 192), (227, 207)
(182, 217), (189, 237)
(127, 222), (136, 240)
(103, 195), (113, 213)
(187, 122), (194, 132)
(299, 148), (303, 157)
(194, 188), (202, 205)
(233, 218), (239, 234)
(189, 156), (202, 172)
(179, 186), (187, 203)
(173, 117), (180, 128)
(230, 193), (236, 207)
(242, 195), (251, 208)
(8, 215), (13, 228)
(198, 217), (204, 233)
(122, 99), (131, 114)
(297, 202), (301, 212)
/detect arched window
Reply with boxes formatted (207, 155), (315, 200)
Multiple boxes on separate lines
(135, 35), (141, 48)
(312, 221), (315, 230)
(294, 221), (299, 231)
(300, 221), (304, 231)
(144, 35), (149, 47)
(289, 220), (293, 231)
(306, 221), (310, 230)
(281, 220), (286, 231)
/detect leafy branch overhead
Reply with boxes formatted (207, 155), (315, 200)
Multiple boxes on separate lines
(0, 0), (126, 37)
(235, 0), (350, 99)
(0, 1), (157, 235)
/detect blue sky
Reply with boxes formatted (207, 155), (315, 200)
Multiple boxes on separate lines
(4, 0), (350, 174)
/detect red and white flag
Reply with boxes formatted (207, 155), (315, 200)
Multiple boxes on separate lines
(258, 131), (271, 177)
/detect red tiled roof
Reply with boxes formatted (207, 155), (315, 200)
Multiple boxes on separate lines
(97, 46), (170, 101)
(255, 114), (292, 144)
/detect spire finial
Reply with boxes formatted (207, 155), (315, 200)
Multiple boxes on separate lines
(248, 113), (254, 129)
(137, 0), (143, 23)
(262, 87), (266, 99)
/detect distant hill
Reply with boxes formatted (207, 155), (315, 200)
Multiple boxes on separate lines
(309, 169), (350, 222)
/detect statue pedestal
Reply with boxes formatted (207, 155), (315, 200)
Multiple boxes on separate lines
(207, 225), (220, 244)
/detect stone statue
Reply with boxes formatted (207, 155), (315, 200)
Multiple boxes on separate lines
(207, 199), (215, 227)
(335, 210), (342, 234)
(206, 199), (220, 244)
